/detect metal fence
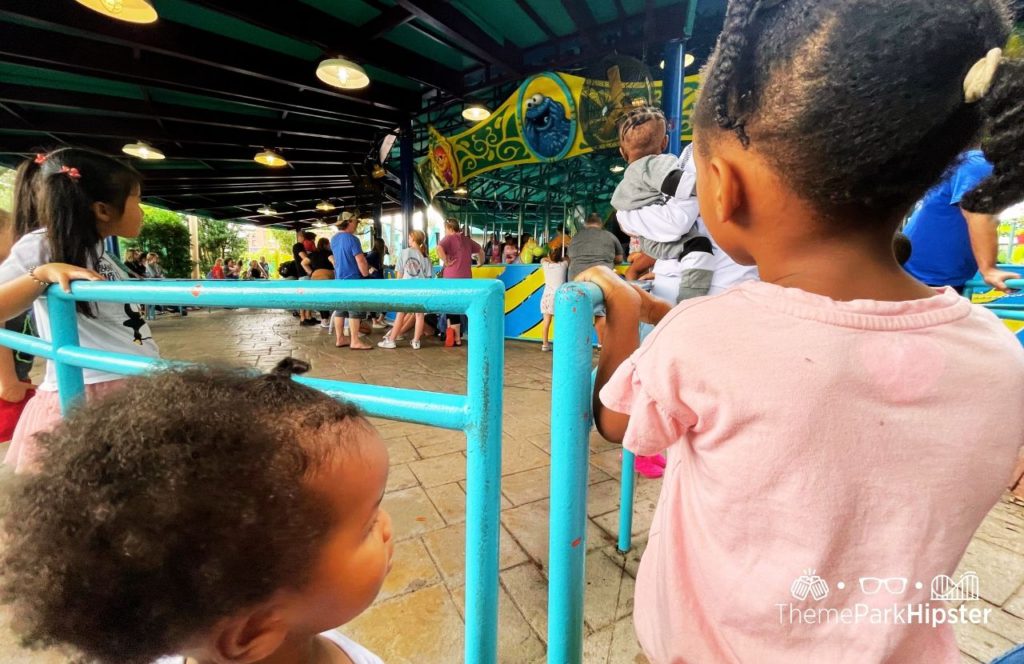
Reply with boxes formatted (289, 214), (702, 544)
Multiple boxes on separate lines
(0, 278), (506, 664)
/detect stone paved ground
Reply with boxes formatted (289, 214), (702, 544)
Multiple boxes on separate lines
(0, 308), (1022, 663)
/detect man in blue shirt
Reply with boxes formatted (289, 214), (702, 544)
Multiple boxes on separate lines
(329, 211), (371, 350)
(904, 150), (1018, 292)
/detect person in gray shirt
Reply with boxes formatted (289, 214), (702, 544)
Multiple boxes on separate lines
(567, 213), (623, 346)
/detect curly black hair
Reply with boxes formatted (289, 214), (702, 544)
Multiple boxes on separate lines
(693, 0), (1024, 220)
(0, 359), (365, 664)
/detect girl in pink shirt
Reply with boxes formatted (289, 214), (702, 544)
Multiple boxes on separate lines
(582, 1), (1024, 662)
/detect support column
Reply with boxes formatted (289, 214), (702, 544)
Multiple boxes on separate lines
(187, 214), (201, 279)
(662, 39), (685, 156)
(400, 118), (415, 243)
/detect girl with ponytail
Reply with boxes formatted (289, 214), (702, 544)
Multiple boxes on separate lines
(0, 148), (160, 472)
(580, 1), (1024, 661)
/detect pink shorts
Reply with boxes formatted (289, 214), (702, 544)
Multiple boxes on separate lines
(4, 380), (126, 473)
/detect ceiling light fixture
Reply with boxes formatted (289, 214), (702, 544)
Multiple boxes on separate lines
(453, 185), (469, 196)
(74, 0), (158, 23)
(316, 58), (370, 90)
(316, 200), (336, 212)
(121, 140), (165, 160)
(257, 205), (278, 216)
(462, 105), (491, 122)
(609, 165), (625, 174)
(254, 149), (287, 167)
(659, 53), (696, 69)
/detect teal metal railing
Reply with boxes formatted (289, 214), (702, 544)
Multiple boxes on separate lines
(0, 278), (506, 664)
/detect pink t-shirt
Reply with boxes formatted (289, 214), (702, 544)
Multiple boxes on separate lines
(601, 281), (1024, 664)
(439, 233), (482, 278)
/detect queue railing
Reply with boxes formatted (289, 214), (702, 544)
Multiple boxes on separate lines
(0, 278), (506, 664)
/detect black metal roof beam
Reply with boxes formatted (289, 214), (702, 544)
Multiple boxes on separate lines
(142, 181), (352, 198)
(0, 84), (382, 143)
(0, 25), (400, 126)
(151, 184), (355, 200)
(0, 2), (418, 113)
(362, 6), (417, 40)
(393, 0), (521, 76)
(0, 113), (368, 155)
(559, 0), (600, 51)
(462, 3), (688, 94)
(198, 2), (460, 94)
(514, 0), (557, 40)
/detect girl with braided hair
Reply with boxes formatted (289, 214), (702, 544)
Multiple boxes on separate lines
(580, 0), (1024, 661)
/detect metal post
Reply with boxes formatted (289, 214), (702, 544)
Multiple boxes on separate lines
(547, 282), (602, 664)
(663, 39), (685, 156)
(464, 282), (505, 664)
(103, 236), (120, 259)
(400, 118), (415, 241)
(48, 290), (86, 414)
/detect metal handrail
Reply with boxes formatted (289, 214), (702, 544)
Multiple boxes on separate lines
(0, 278), (506, 664)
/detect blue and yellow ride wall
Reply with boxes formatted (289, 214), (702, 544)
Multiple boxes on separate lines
(470, 263), (629, 342)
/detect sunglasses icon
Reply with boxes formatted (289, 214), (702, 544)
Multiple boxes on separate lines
(859, 577), (907, 595)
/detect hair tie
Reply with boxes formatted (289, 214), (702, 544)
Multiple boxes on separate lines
(964, 47), (1002, 104)
(59, 166), (81, 181)
(34, 153), (47, 165)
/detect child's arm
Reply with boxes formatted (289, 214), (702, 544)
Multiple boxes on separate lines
(0, 348), (30, 403)
(0, 264), (103, 323)
(574, 266), (673, 443)
(617, 196), (701, 243)
(611, 155), (688, 212)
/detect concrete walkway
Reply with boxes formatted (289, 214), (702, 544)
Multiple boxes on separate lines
(0, 308), (1021, 663)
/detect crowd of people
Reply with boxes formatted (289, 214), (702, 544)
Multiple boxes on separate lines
(0, 1), (1023, 663)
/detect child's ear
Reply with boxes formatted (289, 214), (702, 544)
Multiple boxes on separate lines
(618, 146), (627, 162)
(661, 134), (669, 152)
(706, 156), (742, 227)
(209, 606), (290, 664)
(90, 201), (114, 225)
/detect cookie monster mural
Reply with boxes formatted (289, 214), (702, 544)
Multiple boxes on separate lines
(523, 93), (572, 159)
(517, 73), (577, 161)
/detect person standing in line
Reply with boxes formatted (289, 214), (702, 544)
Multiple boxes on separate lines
(567, 212), (624, 347)
(903, 149), (1019, 293)
(539, 247), (568, 352)
(292, 231), (318, 326)
(330, 212), (372, 350)
(436, 218), (483, 347)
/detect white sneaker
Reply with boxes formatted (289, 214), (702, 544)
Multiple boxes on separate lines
(411, 339), (421, 350)
(377, 338), (397, 349)
(320, 320), (330, 329)
(541, 343), (550, 352)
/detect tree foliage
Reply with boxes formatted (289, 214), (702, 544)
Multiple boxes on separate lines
(198, 219), (248, 273)
(124, 205), (194, 278)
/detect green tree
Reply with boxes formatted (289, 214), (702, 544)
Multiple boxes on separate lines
(198, 219), (248, 273)
(0, 166), (15, 212)
(124, 205), (194, 277)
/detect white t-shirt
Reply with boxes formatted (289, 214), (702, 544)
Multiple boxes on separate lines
(396, 246), (431, 279)
(153, 630), (384, 664)
(0, 230), (160, 391)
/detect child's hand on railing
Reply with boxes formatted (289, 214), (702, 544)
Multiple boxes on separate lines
(34, 263), (104, 293)
(575, 266), (669, 325)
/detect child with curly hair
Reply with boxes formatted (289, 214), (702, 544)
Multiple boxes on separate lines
(0, 359), (392, 664)
(582, 0), (1024, 661)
